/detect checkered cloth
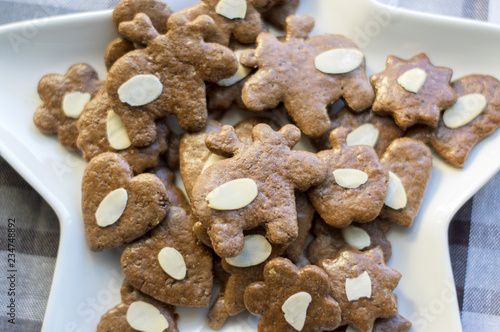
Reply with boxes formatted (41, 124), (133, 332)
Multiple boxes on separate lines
(0, 0), (499, 331)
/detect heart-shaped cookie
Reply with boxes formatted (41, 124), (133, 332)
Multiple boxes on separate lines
(82, 152), (169, 251)
(121, 206), (213, 308)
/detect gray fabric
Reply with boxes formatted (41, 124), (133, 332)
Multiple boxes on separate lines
(0, 0), (498, 331)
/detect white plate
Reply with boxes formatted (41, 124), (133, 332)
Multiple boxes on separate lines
(1, 0), (500, 331)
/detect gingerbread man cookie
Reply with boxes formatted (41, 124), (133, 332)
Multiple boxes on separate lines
(407, 75), (500, 168)
(318, 247), (401, 332)
(191, 123), (327, 257)
(244, 257), (342, 331)
(378, 138), (433, 227)
(311, 107), (405, 157)
(76, 90), (169, 174)
(81, 152), (169, 251)
(33, 63), (104, 150)
(121, 206), (213, 308)
(240, 15), (374, 138)
(370, 53), (457, 130)
(106, 13), (238, 146)
(308, 127), (388, 228)
(97, 280), (178, 332)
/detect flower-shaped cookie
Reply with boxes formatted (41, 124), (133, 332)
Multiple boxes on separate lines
(318, 247), (401, 332)
(311, 107), (405, 157)
(240, 15), (374, 138)
(378, 138), (432, 227)
(121, 207), (213, 308)
(308, 127), (388, 228)
(33, 63), (104, 150)
(191, 123), (327, 257)
(244, 257), (342, 331)
(307, 216), (392, 265)
(97, 281), (178, 332)
(76, 90), (168, 174)
(106, 13), (238, 146)
(81, 152), (169, 251)
(371, 53), (457, 130)
(407, 74), (500, 168)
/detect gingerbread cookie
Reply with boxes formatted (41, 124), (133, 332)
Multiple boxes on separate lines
(97, 280), (178, 332)
(311, 107), (405, 157)
(244, 257), (342, 331)
(106, 13), (238, 146)
(33, 63), (104, 151)
(378, 138), (432, 227)
(371, 53), (457, 130)
(150, 166), (190, 211)
(308, 127), (388, 228)
(285, 192), (314, 263)
(113, 0), (173, 38)
(81, 152), (169, 251)
(262, 0), (300, 29)
(76, 90), (169, 174)
(333, 313), (411, 332)
(240, 15), (374, 138)
(191, 124), (327, 257)
(121, 206), (213, 307)
(104, 37), (135, 71)
(307, 216), (392, 265)
(407, 75), (500, 168)
(318, 247), (400, 332)
(207, 257), (231, 329)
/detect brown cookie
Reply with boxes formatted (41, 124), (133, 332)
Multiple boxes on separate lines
(262, 0), (300, 29)
(378, 138), (433, 227)
(149, 166), (190, 211)
(76, 90), (168, 174)
(311, 107), (405, 157)
(407, 75), (500, 168)
(81, 152), (169, 251)
(170, 0), (271, 46)
(240, 15), (374, 138)
(244, 257), (342, 331)
(333, 313), (411, 332)
(285, 191), (314, 263)
(318, 247), (400, 332)
(191, 124), (327, 257)
(207, 257), (231, 329)
(97, 280), (178, 332)
(307, 216), (392, 265)
(371, 53), (457, 130)
(308, 127), (388, 228)
(179, 119), (223, 200)
(113, 0), (173, 38)
(106, 13), (238, 146)
(33, 63), (104, 151)
(121, 206), (213, 307)
(104, 37), (135, 71)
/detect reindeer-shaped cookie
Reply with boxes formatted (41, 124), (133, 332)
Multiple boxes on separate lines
(240, 15), (375, 138)
(106, 13), (239, 147)
(191, 123), (327, 258)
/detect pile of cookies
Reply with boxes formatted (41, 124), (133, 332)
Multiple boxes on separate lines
(32, 0), (500, 331)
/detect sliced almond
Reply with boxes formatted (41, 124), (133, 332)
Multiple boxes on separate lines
(202, 153), (227, 172)
(443, 93), (487, 129)
(118, 74), (163, 106)
(346, 123), (379, 147)
(215, 0), (247, 19)
(397, 67), (427, 93)
(158, 247), (187, 280)
(62, 91), (91, 119)
(126, 301), (169, 332)
(95, 188), (128, 227)
(345, 271), (372, 301)
(341, 225), (371, 250)
(314, 49), (364, 74)
(107, 110), (132, 150)
(206, 178), (258, 210)
(281, 291), (312, 331)
(333, 169), (368, 189)
(226, 234), (272, 267)
(217, 50), (252, 86)
(385, 171), (407, 210)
